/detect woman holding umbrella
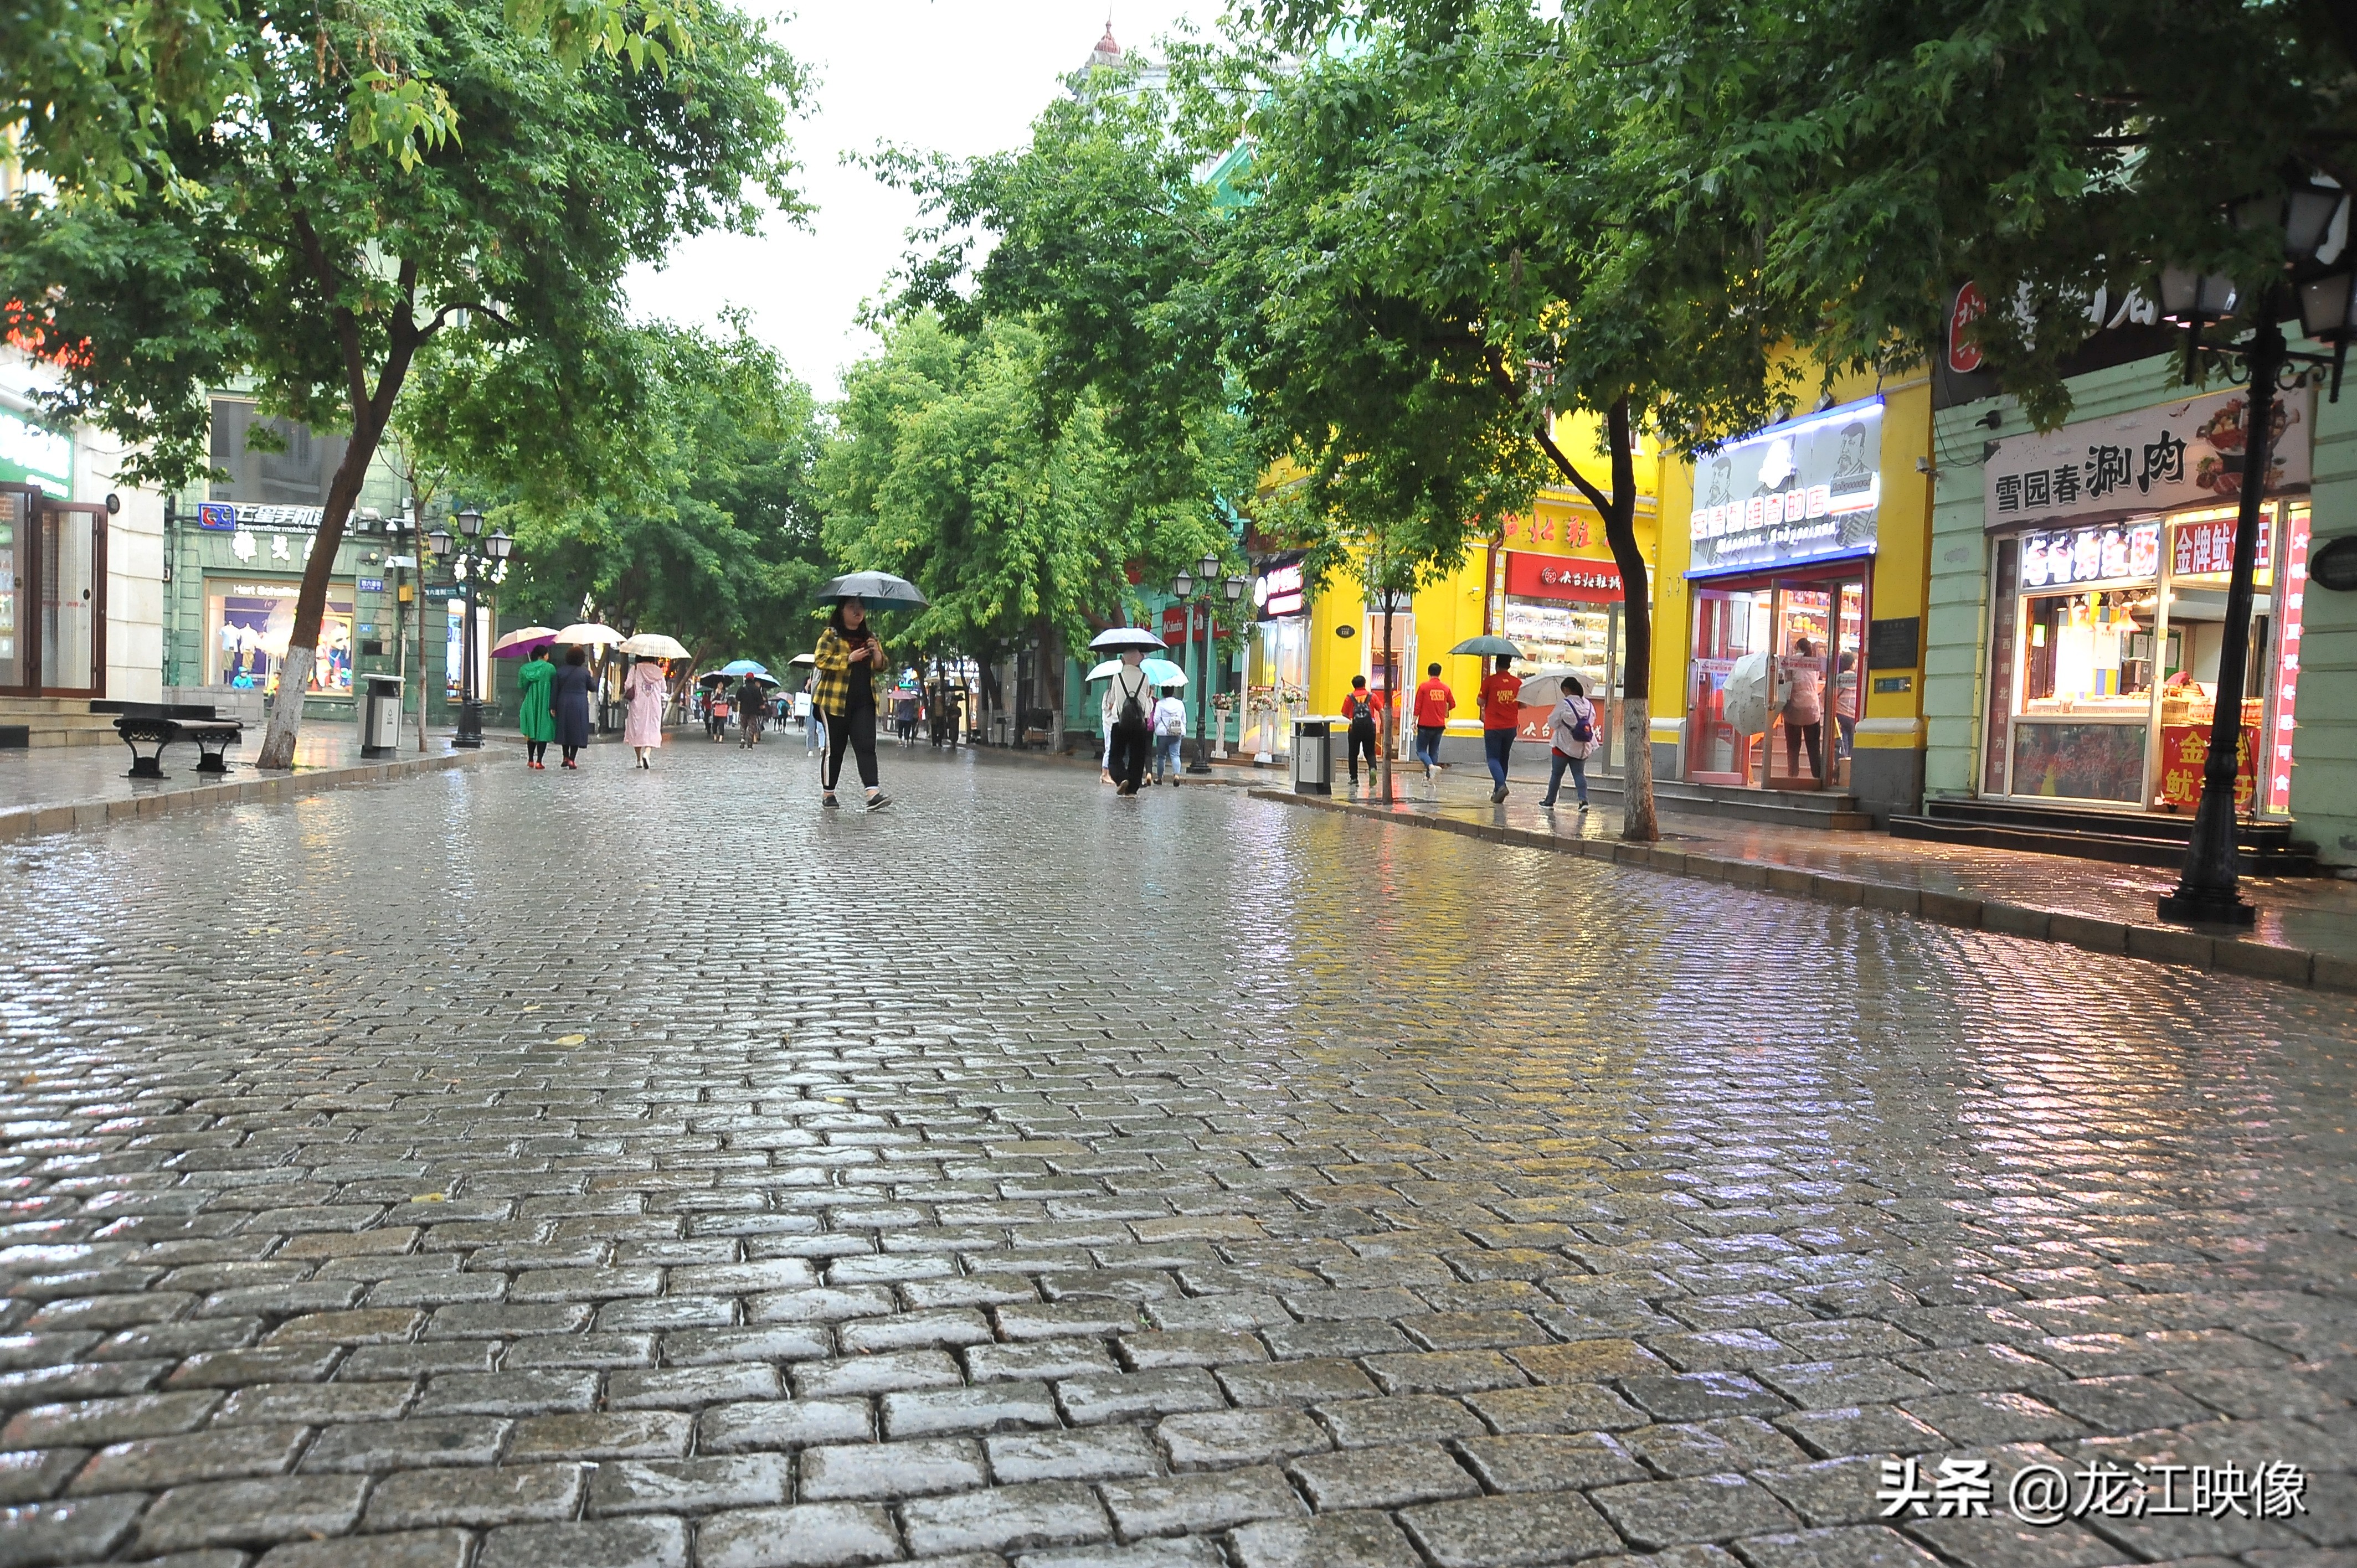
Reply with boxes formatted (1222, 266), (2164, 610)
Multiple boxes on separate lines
(549, 646), (595, 768)
(814, 599), (889, 809)
(517, 647), (556, 769)
(624, 657), (670, 768)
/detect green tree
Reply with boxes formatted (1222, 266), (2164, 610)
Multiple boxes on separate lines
(0, 0), (804, 766)
(819, 314), (1226, 741)
(1217, 11), (1811, 838)
(417, 318), (829, 674)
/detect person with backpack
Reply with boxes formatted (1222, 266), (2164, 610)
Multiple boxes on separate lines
(1151, 688), (1188, 785)
(1341, 675), (1382, 790)
(1541, 673), (1598, 812)
(1100, 649), (1155, 796)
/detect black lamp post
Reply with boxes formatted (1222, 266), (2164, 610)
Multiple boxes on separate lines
(2156, 182), (2348, 926)
(428, 508), (512, 751)
(1219, 574), (1245, 759)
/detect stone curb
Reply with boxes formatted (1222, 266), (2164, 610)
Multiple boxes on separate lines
(1250, 787), (2355, 996)
(0, 750), (492, 846)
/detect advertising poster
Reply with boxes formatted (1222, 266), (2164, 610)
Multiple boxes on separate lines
(1687, 398), (1883, 575)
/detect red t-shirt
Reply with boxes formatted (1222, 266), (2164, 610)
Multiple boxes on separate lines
(1480, 670), (1524, 729)
(1413, 679), (1454, 728)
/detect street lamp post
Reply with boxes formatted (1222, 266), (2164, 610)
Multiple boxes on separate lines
(1219, 575), (1244, 758)
(1170, 569), (1197, 778)
(428, 509), (513, 751)
(1190, 552), (1219, 774)
(2155, 182), (2347, 926)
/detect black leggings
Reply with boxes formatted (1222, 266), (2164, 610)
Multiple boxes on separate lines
(1346, 724), (1377, 778)
(562, 744), (580, 764)
(527, 741), (547, 764)
(824, 705), (878, 791)
(1107, 719), (1151, 791)
(1784, 720), (1823, 780)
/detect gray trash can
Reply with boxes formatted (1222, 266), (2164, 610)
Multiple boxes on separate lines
(359, 673), (404, 757)
(1291, 719), (1332, 796)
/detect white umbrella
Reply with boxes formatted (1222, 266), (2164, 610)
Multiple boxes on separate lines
(1089, 626), (1167, 653)
(1515, 668), (1589, 708)
(617, 632), (690, 659)
(1087, 657), (1187, 686)
(554, 622), (626, 648)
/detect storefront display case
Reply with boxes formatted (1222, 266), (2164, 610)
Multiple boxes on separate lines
(1982, 502), (2304, 815)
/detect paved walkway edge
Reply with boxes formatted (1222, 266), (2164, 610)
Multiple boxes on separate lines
(1251, 786), (2356, 996)
(0, 750), (491, 844)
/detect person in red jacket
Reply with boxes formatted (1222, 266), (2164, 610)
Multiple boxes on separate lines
(1412, 663), (1454, 780)
(1479, 655), (1523, 802)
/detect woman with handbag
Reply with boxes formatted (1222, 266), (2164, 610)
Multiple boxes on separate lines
(1540, 673), (1598, 812)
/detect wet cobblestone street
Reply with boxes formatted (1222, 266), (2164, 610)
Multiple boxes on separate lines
(1, 740), (2352, 1568)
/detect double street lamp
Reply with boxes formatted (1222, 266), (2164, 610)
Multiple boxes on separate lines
(1170, 555), (1246, 775)
(2153, 180), (2350, 925)
(424, 507), (513, 750)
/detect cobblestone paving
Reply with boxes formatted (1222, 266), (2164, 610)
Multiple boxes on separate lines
(1, 741), (2353, 1568)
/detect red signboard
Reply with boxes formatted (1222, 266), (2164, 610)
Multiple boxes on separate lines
(2171, 515), (2273, 577)
(1504, 551), (1623, 602)
(2156, 723), (2257, 813)
(1948, 282), (1987, 374)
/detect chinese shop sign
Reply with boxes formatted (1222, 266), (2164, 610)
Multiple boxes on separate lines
(1984, 386), (2312, 532)
(1687, 397), (1883, 575)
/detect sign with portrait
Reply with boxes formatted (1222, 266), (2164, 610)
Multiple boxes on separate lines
(1686, 397), (1883, 576)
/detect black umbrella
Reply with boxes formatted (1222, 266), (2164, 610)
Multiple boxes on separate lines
(821, 570), (929, 608)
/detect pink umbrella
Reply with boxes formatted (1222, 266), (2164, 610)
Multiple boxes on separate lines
(492, 626), (560, 659)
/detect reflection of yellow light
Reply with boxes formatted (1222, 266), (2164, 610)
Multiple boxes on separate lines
(2031, 625), (2046, 647)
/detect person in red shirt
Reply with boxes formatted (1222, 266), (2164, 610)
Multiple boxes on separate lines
(1412, 663), (1454, 780)
(1340, 674), (1384, 789)
(1479, 655), (1523, 802)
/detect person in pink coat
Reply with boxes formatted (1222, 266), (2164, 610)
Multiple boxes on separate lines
(623, 657), (670, 768)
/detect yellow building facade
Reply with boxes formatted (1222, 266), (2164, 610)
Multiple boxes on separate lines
(1648, 372), (1936, 822)
(1243, 415), (1660, 766)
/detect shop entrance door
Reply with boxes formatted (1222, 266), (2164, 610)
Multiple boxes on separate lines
(0, 485), (106, 699)
(1688, 570), (1864, 788)
(1762, 575), (1864, 790)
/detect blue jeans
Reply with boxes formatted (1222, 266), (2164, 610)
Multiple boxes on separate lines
(1484, 728), (1515, 789)
(1414, 725), (1444, 767)
(1543, 751), (1588, 807)
(1154, 734), (1182, 781)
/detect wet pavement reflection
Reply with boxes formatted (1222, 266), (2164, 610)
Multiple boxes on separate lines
(0, 740), (2350, 1567)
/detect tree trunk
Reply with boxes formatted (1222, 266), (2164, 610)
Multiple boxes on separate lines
(256, 422), (380, 768)
(1040, 618), (1066, 752)
(1533, 395), (1656, 840)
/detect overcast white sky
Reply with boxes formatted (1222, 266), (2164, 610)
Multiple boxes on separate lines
(625, 2), (1222, 400)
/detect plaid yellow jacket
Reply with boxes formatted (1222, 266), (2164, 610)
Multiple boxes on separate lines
(812, 627), (882, 717)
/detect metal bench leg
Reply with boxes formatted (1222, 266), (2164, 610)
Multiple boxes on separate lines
(122, 738), (168, 780)
(194, 741), (233, 775)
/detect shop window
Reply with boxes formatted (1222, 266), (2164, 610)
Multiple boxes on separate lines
(206, 584), (354, 694)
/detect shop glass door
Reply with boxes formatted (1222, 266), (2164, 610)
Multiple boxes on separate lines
(39, 499), (104, 695)
(1763, 577), (1863, 790)
(1688, 585), (1768, 783)
(0, 487), (28, 693)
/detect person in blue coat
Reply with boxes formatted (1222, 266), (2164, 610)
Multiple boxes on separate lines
(550, 645), (595, 768)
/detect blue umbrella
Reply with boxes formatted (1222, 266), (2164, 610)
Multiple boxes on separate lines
(719, 658), (773, 679)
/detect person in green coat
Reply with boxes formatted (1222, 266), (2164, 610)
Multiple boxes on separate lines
(516, 646), (557, 768)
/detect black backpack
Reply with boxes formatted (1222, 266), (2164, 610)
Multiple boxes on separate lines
(1347, 693), (1374, 725)
(1118, 672), (1149, 728)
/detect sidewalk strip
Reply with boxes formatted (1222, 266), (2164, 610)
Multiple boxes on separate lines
(0, 751), (492, 845)
(1250, 787), (2354, 996)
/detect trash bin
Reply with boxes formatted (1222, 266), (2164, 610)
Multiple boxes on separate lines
(359, 673), (404, 757)
(1291, 719), (1332, 795)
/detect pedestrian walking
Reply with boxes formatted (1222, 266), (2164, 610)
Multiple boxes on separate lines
(517, 646), (556, 769)
(624, 656), (668, 769)
(1834, 648), (1859, 764)
(1102, 649), (1154, 797)
(1412, 662), (1453, 786)
(550, 645), (594, 769)
(737, 678), (767, 747)
(1540, 673), (1597, 812)
(814, 598), (890, 811)
(801, 675), (824, 755)
(1479, 654), (1522, 802)
(1151, 688), (1187, 784)
(1341, 674), (1382, 790)
(893, 688), (920, 747)
(706, 685), (728, 742)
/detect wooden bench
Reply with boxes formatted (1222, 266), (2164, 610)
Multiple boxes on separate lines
(113, 712), (245, 778)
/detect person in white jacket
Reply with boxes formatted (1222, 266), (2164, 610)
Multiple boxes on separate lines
(1540, 674), (1598, 811)
(1150, 692), (1188, 785)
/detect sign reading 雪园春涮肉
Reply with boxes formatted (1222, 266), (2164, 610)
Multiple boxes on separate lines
(1983, 385), (2312, 533)
(1686, 397), (1883, 576)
